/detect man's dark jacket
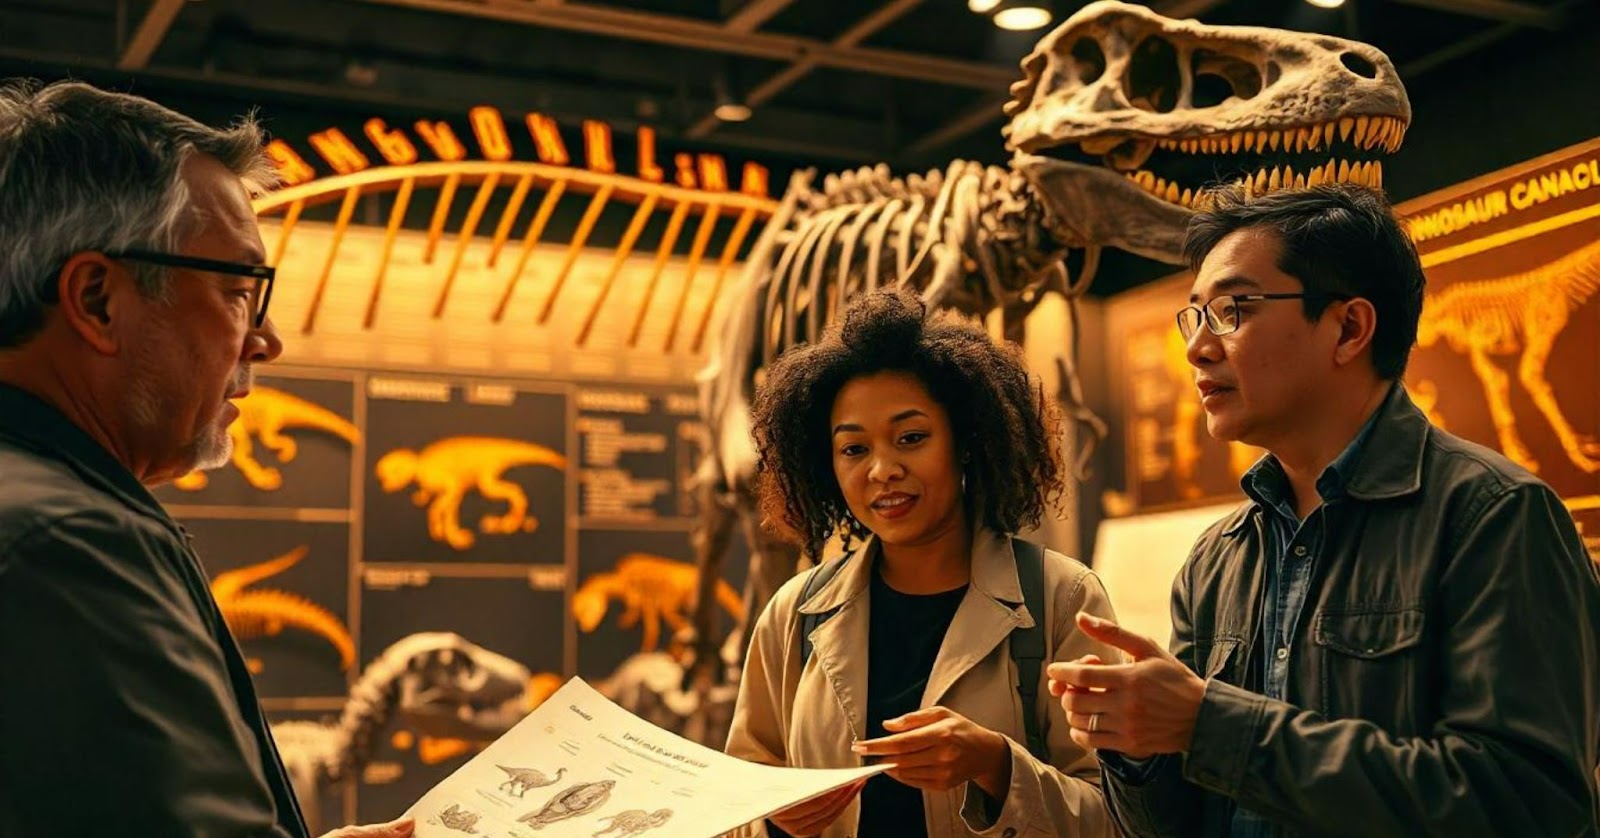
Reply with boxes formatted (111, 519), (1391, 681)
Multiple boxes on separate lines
(0, 384), (309, 837)
(1103, 386), (1600, 836)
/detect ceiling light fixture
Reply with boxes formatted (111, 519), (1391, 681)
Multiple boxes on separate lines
(992, 1), (1054, 31)
(712, 75), (751, 123)
(1305, 0), (1346, 7)
(968, 0), (1002, 12)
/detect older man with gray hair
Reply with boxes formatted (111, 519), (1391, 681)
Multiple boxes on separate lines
(0, 80), (411, 838)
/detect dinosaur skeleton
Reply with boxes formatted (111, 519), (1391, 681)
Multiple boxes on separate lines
(1417, 239), (1600, 473)
(687, 0), (1411, 683)
(270, 632), (532, 833)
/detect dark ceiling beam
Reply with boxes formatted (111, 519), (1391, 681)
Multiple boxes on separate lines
(902, 95), (1010, 159)
(0, 44), (886, 166)
(1387, 0), (1563, 29)
(1399, 20), (1522, 78)
(686, 0), (926, 140)
(359, 0), (1015, 90)
(724, 0), (797, 34)
(1399, 0), (1583, 78)
(117, 0), (186, 70)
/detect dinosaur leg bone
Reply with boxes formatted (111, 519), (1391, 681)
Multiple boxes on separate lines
(1517, 307), (1600, 472)
(1467, 347), (1539, 472)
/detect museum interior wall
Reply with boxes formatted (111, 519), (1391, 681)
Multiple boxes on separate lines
(4, 8), (1598, 828)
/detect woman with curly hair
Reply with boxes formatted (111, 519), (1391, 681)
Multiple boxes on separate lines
(726, 287), (1123, 838)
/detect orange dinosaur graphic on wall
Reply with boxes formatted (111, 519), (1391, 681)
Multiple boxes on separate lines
(374, 437), (567, 550)
(1417, 239), (1600, 473)
(176, 386), (359, 491)
(210, 546), (355, 674)
(573, 554), (742, 653)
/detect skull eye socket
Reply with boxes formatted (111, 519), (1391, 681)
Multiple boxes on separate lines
(1190, 49), (1264, 108)
(1124, 36), (1180, 113)
(1070, 37), (1106, 85)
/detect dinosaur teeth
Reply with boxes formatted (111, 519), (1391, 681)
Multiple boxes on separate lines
(1339, 117), (1354, 143)
(1322, 122), (1335, 148)
(1268, 131), (1281, 152)
(1181, 187), (1193, 206)
(1338, 159), (1353, 182)
(1355, 115), (1371, 148)
(1165, 180), (1180, 203)
(1293, 172), (1306, 189)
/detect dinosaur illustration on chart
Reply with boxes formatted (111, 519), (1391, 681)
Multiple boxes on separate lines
(593, 809), (673, 837)
(435, 803), (481, 834)
(1162, 325), (1261, 497)
(374, 437), (567, 550)
(1417, 239), (1600, 473)
(688, 0), (1411, 685)
(498, 764), (567, 798)
(574, 554), (743, 654)
(210, 546), (354, 675)
(175, 386), (359, 491)
(271, 632), (534, 834)
(519, 780), (616, 829)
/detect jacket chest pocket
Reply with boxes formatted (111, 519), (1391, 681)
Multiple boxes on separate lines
(1312, 607), (1425, 730)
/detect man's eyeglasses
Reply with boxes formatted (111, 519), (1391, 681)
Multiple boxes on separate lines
(1175, 293), (1351, 340)
(106, 249), (276, 328)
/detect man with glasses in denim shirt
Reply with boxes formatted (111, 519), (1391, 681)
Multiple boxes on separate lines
(0, 81), (412, 838)
(1046, 183), (1600, 835)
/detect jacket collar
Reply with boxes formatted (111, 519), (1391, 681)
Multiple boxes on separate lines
(796, 526), (1030, 617)
(1343, 384), (1429, 501)
(0, 382), (173, 523)
(1223, 383), (1427, 537)
(797, 526), (1036, 737)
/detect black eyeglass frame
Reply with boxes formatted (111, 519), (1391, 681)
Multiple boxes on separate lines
(1175, 292), (1353, 339)
(105, 249), (276, 328)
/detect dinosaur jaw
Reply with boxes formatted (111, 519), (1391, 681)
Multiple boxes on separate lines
(1015, 153), (1193, 265)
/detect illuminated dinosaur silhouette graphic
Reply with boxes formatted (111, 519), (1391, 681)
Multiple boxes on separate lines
(573, 554), (742, 653)
(176, 386), (360, 491)
(1162, 325), (1261, 497)
(1417, 239), (1600, 473)
(210, 546), (354, 674)
(374, 437), (567, 550)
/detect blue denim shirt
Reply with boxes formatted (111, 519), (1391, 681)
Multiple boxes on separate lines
(1227, 404), (1383, 838)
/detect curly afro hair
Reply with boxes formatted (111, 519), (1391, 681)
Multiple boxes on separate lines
(750, 286), (1067, 560)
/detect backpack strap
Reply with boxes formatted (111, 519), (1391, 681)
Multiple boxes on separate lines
(1009, 537), (1049, 762)
(798, 557), (847, 668)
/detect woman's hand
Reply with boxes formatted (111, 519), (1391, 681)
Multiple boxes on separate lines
(768, 779), (867, 837)
(851, 706), (1012, 800)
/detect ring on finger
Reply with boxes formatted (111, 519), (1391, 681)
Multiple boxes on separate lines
(1088, 712), (1101, 733)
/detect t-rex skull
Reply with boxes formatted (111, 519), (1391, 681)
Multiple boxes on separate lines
(1005, 0), (1410, 262)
